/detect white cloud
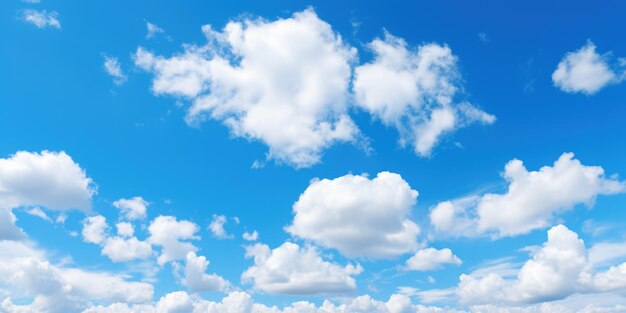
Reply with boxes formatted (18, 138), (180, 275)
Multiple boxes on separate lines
(406, 247), (462, 271)
(82, 215), (108, 244)
(430, 153), (625, 238)
(552, 41), (624, 95)
(113, 196), (148, 220)
(148, 215), (199, 265)
(287, 171), (420, 258)
(21, 0), (41, 3)
(241, 242), (362, 295)
(25, 207), (52, 222)
(146, 20), (165, 39)
(208, 214), (231, 239)
(101, 236), (153, 263)
(0, 151), (94, 229)
(103, 56), (127, 85)
(0, 241), (153, 313)
(134, 9), (359, 168)
(116, 222), (134, 237)
(353, 32), (495, 156)
(21, 9), (60, 29)
(0, 151), (94, 240)
(175, 252), (230, 293)
(82, 216), (153, 262)
(457, 224), (626, 305)
(242, 230), (258, 241)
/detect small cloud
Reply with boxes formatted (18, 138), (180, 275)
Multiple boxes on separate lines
(209, 215), (232, 239)
(21, 9), (60, 29)
(103, 55), (127, 85)
(145, 20), (165, 39)
(552, 40), (625, 95)
(242, 230), (258, 241)
(22, 0), (41, 3)
(478, 32), (490, 44)
(25, 207), (52, 222)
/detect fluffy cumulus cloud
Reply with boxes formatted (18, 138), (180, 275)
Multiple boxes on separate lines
(0, 151), (94, 240)
(241, 242), (363, 295)
(552, 41), (625, 95)
(21, 9), (61, 29)
(457, 225), (626, 305)
(134, 9), (359, 168)
(82, 215), (153, 262)
(287, 172), (420, 258)
(406, 248), (462, 271)
(430, 153), (625, 238)
(103, 55), (127, 85)
(0, 241), (153, 313)
(174, 252), (230, 293)
(113, 196), (149, 220)
(353, 33), (495, 156)
(148, 215), (199, 265)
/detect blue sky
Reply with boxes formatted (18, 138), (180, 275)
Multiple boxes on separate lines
(2, 1), (626, 312)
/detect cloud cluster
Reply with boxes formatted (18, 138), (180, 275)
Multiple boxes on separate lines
(0, 241), (153, 313)
(287, 171), (421, 258)
(242, 242), (362, 295)
(430, 153), (624, 238)
(135, 9), (493, 167)
(81, 215), (153, 262)
(353, 33), (495, 156)
(457, 225), (626, 305)
(552, 41), (625, 95)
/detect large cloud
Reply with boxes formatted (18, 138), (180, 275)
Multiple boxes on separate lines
(0, 151), (95, 240)
(241, 242), (362, 295)
(457, 225), (626, 305)
(71, 290), (626, 313)
(552, 41), (624, 95)
(135, 9), (359, 168)
(430, 153), (624, 238)
(286, 171), (421, 258)
(353, 33), (495, 156)
(0, 241), (153, 313)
